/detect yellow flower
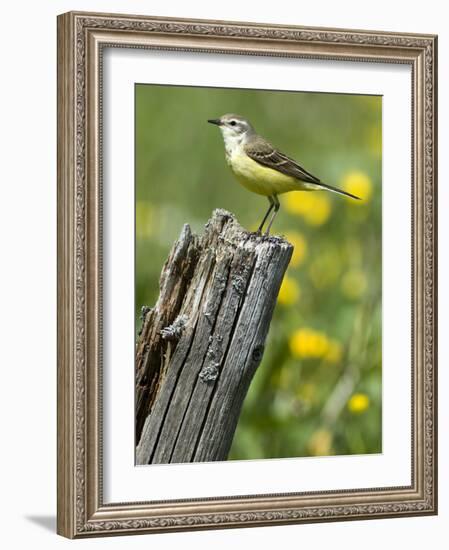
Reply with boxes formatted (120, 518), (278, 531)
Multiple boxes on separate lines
(308, 428), (333, 456)
(284, 231), (307, 267)
(290, 328), (344, 363)
(341, 269), (368, 300)
(284, 192), (305, 216)
(309, 331), (329, 357)
(340, 171), (373, 202)
(285, 192), (332, 226)
(289, 328), (311, 358)
(290, 328), (324, 358)
(278, 276), (300, 306)
(304, 195), (331, 226)
(348, 393), (370, 414)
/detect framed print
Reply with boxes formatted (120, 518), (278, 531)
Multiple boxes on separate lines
(57, 11), (438, 538)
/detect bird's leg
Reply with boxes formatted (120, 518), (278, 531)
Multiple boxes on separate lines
(265, 195), (280, 235)
(257, 196), (274, 234)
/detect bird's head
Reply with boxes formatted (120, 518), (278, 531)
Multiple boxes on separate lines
(208, 114), (255, 144)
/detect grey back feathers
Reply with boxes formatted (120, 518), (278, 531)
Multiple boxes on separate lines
(245, 137), (322, 186)
(244, 128), (361, 200)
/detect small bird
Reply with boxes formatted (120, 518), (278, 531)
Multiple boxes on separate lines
(208, 114), (361, 234)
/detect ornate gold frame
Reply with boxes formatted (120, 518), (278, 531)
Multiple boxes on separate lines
(57, 11), (438, 538)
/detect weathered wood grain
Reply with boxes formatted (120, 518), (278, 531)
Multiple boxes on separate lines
(136, 209), (292, 465)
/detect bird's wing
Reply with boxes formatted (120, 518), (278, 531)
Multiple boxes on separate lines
(245, 137), (361, 200)
(245, 137), (322, 185)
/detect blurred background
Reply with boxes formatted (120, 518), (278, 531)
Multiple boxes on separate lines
(136, 84), (382, 460)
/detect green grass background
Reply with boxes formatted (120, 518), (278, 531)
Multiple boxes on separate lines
(135, 83), (382, 460)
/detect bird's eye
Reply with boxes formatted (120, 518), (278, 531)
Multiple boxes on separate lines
(230, 120), (237, 126)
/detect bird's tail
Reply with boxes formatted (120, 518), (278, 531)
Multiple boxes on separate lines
(312, 182), (361, 200)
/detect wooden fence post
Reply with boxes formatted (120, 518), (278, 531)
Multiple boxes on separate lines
(136, 209), (292, 464)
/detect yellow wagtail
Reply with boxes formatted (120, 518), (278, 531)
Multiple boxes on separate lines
(208, 113), (361, 234)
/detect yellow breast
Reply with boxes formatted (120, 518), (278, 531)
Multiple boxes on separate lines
(227, 151), (301, 196)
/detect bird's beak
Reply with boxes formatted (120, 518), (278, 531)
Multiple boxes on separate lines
(207, 118), (222, 126)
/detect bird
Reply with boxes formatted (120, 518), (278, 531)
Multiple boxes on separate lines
(208, 113), (361, 234)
